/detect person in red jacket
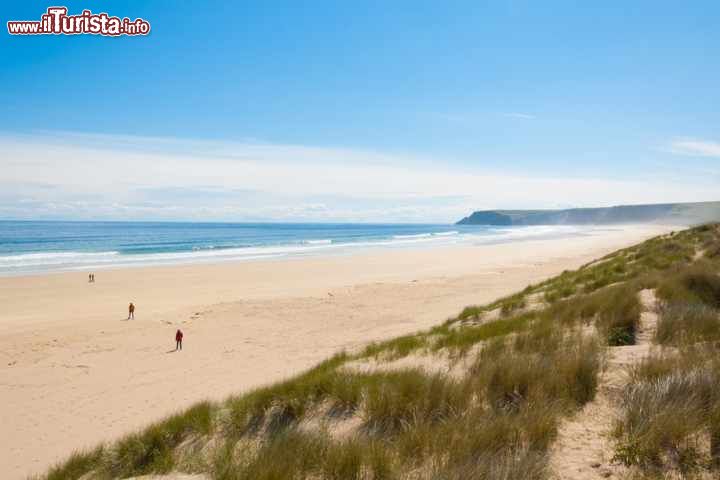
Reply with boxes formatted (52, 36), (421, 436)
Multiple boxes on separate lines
(175, 329), (183, 351)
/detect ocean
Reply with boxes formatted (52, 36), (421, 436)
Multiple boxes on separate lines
(0, 221), (597, 275)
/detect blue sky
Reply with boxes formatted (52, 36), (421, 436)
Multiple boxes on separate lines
(1, 1), (719, 222)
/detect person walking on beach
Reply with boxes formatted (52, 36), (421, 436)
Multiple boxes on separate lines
(128, 302), (135, 320)
(175, 329), (183, 351)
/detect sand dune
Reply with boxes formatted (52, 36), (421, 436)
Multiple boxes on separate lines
(0, 224), (673, 479)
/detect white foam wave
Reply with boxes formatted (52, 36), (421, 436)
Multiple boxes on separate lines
(489, 225), (580, 238)
(0, 251), (120, 267)
(392, 233), (433, 239)
(304, 239), (332, 245)
(0, 225), (598, 275)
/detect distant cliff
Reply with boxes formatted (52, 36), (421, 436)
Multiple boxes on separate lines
(456, 201), (720, 226)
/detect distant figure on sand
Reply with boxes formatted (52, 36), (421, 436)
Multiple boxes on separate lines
(88, 273), (95, 283)
(128, 302), (135, 320)
(175, 329), (183, 350)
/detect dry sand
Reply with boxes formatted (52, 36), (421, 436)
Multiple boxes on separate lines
(0, 224), (673, 479)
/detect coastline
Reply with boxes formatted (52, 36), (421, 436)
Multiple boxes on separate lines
(0, 222), (617, 277)
(0, 224), (674, 479)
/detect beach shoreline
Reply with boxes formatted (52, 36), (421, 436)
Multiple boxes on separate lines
(0, 222), (630, 277)
(0, 224), (675, 479)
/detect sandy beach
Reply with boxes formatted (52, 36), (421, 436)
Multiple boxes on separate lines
(0, 224), (673, 479)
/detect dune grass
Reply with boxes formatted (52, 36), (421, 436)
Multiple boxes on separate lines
(610, 225), (720, 477)
(431, 312), (533, 354)
(613, 348), (720, 474)
(457, 291), (529, 322)
(705, 242), (720, 260)
(212, 317), (602, 480)
(593, 285), (642, 346)
(655, 304), (720, 345)
(43, 447), (105, 480)
(44, 311), (603, 479)
(360, 334), (429, 361)
(538, 282), (642, 346)
(39, 401), (214, 480)
(37, 223), (720, 480)
(212, 430), (398, 480)
(651, 260), (720, 345)
(656, 262), (720, 308)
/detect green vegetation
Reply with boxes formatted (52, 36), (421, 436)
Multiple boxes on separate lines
(499, 292), (527, 316)
(594, 285), (642, 346)
(537, 282), (642, 346)
(455, 291), (528, 322)
(655, 304), (720, 345)
(543, 280), (577, 303)
(612, 224), (720, 477)
(212, 429), (396, 480)
(431, 312), (533, 353)
(613, 348), (720, 474)
(656, 262), (720, 308)
(360, 334), (428, 361)
(705, 242), (720, 260)
(652, 259), (720, 345)
(43, 447), (105, 480)
(212, 319), (602, 480)
(37, 223), (720, 480)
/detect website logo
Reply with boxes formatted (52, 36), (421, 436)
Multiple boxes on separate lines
(7, 7), (151, 36)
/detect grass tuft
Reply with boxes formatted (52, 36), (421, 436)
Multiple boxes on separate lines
(360, 334), (427, 361)
(42, 446), (105, 480)
(432, 313), (533, 354)
(655, 303), (720, 345)
(613, 350), (720, 472)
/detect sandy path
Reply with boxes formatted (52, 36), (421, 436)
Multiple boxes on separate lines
(0, 226), (671, 479)
(549, 289), (659, 479)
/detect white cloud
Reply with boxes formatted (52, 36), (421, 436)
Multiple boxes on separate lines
(1, 132), (717, 222)
(668, 138), (720, 158)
